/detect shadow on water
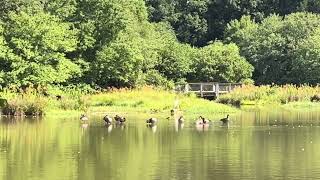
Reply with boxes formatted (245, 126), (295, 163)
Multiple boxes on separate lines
(1, 108), (320, 180)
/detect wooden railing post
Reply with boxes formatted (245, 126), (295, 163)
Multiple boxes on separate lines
(215, 83), (220, 98)
(200, 83), (203, 97)
(185, 84), (189, 93)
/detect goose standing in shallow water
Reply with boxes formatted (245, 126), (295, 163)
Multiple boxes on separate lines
(195, 116), (210, 125)
(80, 114), (89, 121)
(170, 109), (175, 116)
(175, 116), (185, 132)
(146, 117), (158, 124)
(178, 116), (184, 124)
(114, 115), (126, 124)
(103, 115), (112, 125)
(220, 114), (230, 125)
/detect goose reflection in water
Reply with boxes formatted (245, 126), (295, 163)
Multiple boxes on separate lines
(105, 124), (113, 133)
(147, 124), (157, 133)
(115, 123), (126, 131)
(196, 124), (209, 132)
(81, 123), (89, 129)
(175, 116), (185, 132)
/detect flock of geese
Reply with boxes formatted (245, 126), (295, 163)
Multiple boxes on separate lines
(80, 113), (230, 128)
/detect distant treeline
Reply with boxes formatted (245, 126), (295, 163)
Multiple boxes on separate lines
(0, 0), (319, 89)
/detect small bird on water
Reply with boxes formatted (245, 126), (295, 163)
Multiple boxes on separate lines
(170, 109), (175, 116)
(103, 115), (112, 125)
(114, 115), (126, 124)
(146, 117), (158, 124)
(195, 116), (210, 125)
(178, 116), (184, 124)
(80, 114), (89, 121)
(220, 114), (230, 124)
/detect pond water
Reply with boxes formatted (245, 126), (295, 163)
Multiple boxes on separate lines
(1, 108), (320, 180)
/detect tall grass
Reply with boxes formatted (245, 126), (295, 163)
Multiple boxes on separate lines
(0, 88), (47, 116)
(217, 84), (320, 106)
(0, 85), (92, 116)
(0, 86), (236, 116)
(89, 87), (236, 115)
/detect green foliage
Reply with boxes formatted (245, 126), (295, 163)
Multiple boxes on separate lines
(0, 86), (93, 116)
(95, 38), (144, 88)
(1, 88), (47, 116)
(143, 70), (174, 90)
(9, 0), (320, 89)
(292, 29), (320, 84)
(146, 0), (209, 46)
(190, 42), (253, 82)
(1, 11), (80, 87)
(156, 42), (194, 81)
(217, 84), (320, 106)
(146, 0), (320, 47)
(226, 12), (320, 85)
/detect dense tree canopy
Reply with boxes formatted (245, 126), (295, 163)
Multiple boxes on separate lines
(1, 11), (79, 86)
(190, 42), (253, 83)
(226, 13), (320, 85)
(0, 0), (319, 89)
(146, 0), (320, 47)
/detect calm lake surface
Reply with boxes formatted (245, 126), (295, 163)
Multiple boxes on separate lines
(1, 108), (320, 180)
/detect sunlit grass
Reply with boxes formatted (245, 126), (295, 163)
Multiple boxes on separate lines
(90, 87), (237, 116)
(218, 84), (320, 106)
(0, 86), (237, 117)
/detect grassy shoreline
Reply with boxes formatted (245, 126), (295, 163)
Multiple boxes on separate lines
(0, 87), (237, 118)
(2, 85), (320, 119)
(217, 85), (320, 107)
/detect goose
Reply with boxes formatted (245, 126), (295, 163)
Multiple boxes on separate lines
(195, 116), (210, 125)
(170, 109), (175, 116)
(178, 116), (184, 124)
(220, 114), (230, 124)
(80, 114), (89, 121)
(146, 117), (158, 124)
(114, 115), (126, 124)
(103, 115), (112, 125)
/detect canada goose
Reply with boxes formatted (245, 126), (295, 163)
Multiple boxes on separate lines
(56, 95), (62, 100)
(80, 114), (88, 121)
(146, 117), (158, 124)
(178, 116), (184, 123)
(114, 115), (126, 123)
(196, 116), (210, 125)
(103, 115), (112, 125)
(220, 114), (230, 124)
(170, 109), (175, 116)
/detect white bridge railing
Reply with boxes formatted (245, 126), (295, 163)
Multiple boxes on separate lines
(175, 82), (242, 97)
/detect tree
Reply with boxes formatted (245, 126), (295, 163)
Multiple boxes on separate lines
(95, 38), (144, 88)
(225, 12), (320, 84)
(190, 42), (253, 83)
(146, 0), (209, 46)
(156, 42), (194, 81)
(146, 0), (320, 47)
(93, 21), (178, 87)
(1, 11), (80, 87)
(291, 29), (320, 84)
